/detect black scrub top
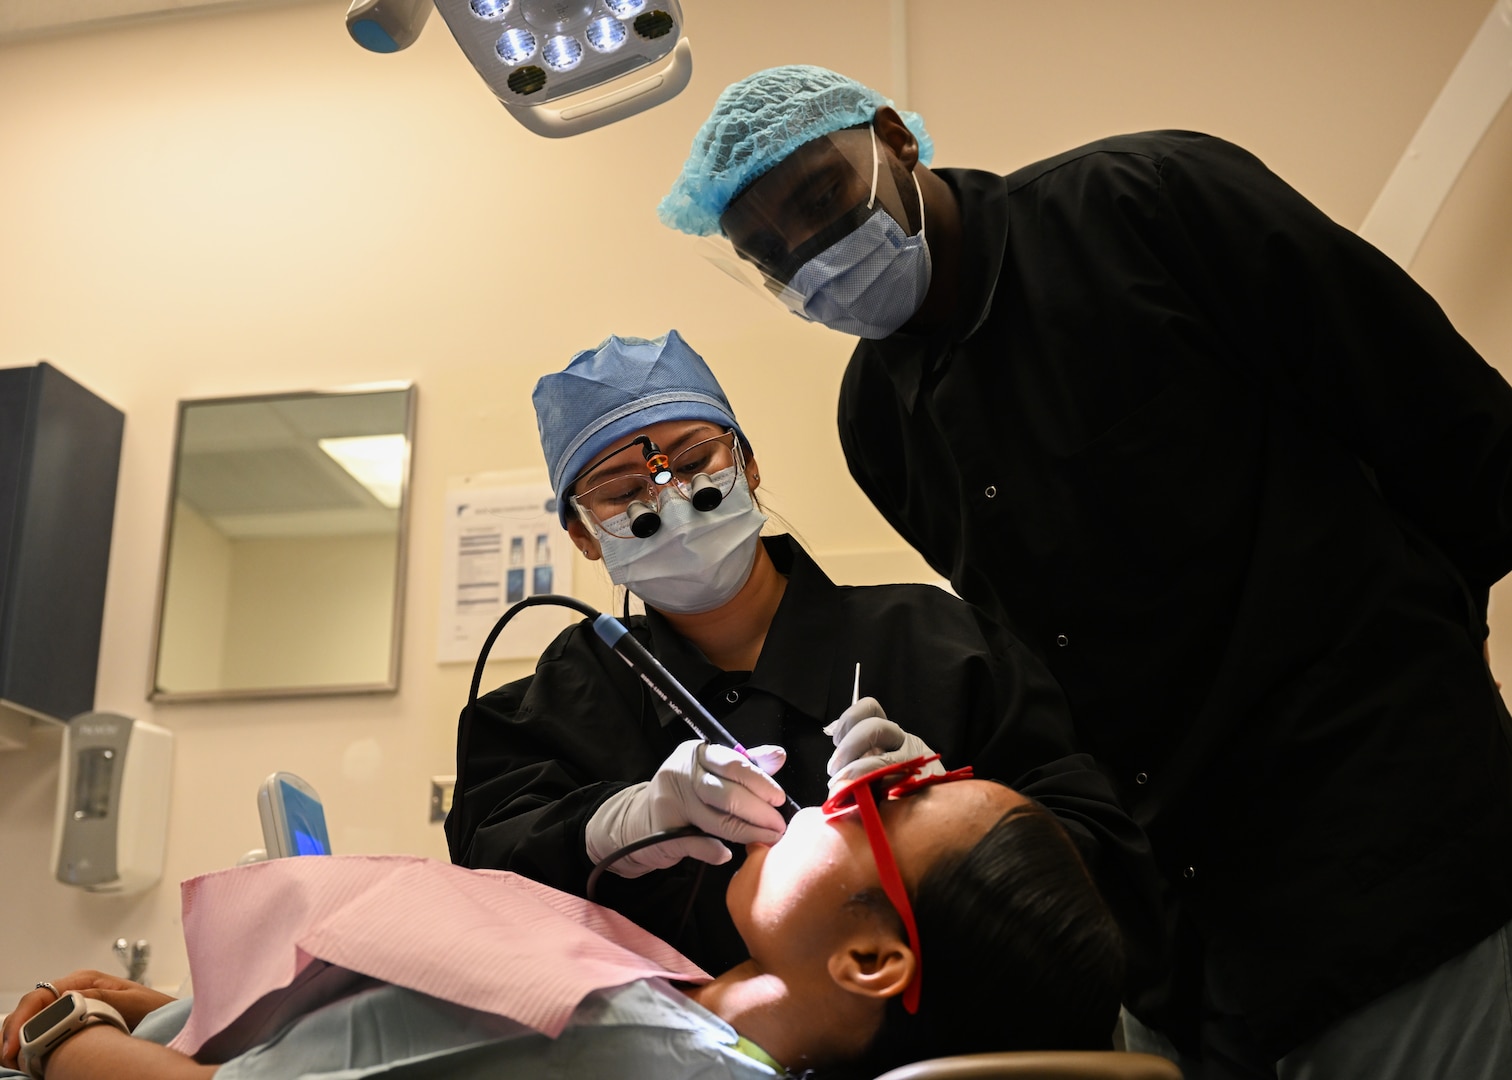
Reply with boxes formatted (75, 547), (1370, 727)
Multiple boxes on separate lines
(446, 535), (1161, 984)
(837, 131), (1512, 1054)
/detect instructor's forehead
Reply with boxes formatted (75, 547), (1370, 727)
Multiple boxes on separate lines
(720, 135), (857, 236)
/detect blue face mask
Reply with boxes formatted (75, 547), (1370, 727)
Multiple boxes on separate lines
(776, 126), (932, 339)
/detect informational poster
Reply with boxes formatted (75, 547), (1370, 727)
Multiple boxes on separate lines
(437, 474), (580, 663)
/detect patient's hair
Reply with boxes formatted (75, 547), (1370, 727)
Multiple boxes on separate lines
(856, 802), (1125, 1074)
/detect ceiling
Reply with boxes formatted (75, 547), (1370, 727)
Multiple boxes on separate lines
(0, 0), (307, 43)
(173, 390), (411, 539)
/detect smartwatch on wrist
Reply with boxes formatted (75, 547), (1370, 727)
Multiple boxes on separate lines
(17, 991), (128, 1079)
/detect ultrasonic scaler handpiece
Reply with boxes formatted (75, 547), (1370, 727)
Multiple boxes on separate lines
(592, 614), (802, 818)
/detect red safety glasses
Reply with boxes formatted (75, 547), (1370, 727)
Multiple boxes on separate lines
(820, 754), (974, 1014)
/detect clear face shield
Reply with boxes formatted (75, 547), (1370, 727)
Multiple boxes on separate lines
(702, 125), (927, 327)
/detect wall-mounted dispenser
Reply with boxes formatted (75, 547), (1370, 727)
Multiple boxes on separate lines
(0, 362), (124, 750)
(52, 712), (173, 894)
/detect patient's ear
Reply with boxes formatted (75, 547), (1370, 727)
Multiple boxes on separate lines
(827, 931), (916, 1002)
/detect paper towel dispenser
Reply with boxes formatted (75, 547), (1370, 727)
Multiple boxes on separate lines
(52, 712), (173, 894)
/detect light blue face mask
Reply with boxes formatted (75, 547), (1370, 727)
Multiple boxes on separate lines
(595, 467), (767, 614)
(777, 125), (932, 339)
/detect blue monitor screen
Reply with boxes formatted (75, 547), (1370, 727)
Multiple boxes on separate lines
(281, 780), (332, 856)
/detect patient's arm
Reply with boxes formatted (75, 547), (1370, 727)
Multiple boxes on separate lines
(43, 1023), (214, 1080)
(1, 971), (177, 1069)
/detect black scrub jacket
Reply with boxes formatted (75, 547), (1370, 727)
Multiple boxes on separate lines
(838, 130), (1512, 1055)
(446, 535), (1161, 986)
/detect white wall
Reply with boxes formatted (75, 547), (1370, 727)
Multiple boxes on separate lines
(0, 0), (1508, 993)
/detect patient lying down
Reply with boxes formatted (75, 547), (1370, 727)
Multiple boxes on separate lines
(0, 770), (1124, 1080)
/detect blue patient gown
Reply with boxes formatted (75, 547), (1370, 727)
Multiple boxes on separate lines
(3, 979), (778, 1079)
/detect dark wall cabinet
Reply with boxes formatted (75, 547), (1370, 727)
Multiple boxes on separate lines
(0, 362), (125, 736)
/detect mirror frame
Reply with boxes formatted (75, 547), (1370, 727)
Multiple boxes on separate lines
(147, 383), (416, 703)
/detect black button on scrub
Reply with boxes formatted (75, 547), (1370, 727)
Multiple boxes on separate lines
(984, 485), (997, 498)
(725, 689), (739, 704)
(1183, 866), (1197, 880)
(1135, 772), (1149, 785)
(1056, 634), (1069, 647)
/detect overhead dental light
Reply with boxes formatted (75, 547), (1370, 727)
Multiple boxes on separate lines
(344, 0), (691, 138)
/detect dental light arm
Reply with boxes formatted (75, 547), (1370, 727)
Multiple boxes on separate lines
(345, 0), (432, 53)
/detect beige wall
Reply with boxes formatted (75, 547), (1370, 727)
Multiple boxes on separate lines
(0, 0), (1508, 993)
(156, 505), (399, 691)
(156, 500), (232, 693)
(220, 531), (398, 690)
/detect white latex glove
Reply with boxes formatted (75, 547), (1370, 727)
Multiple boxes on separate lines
(586, 739), (788, 879)
(824, 697), (944, 787)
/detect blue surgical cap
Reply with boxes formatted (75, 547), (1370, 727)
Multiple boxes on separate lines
(534, 331), (747, 526)
(658, 64), (935, 237)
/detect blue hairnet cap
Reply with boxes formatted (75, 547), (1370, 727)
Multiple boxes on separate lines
(658, 64), (935, 237)
(534, 330), (746, 526)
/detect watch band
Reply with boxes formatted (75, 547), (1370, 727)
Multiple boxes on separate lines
(19, 993), (128, 1079)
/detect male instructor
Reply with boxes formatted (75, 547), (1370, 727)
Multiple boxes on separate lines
(658, 64), (1512, 1080)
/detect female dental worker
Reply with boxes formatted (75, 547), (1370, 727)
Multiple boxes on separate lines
(444, 330), (1162, 986)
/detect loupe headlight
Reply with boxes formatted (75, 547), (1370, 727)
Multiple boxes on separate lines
(642, 442), (673, 486)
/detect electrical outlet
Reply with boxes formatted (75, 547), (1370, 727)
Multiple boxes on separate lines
(430, 776), (456, 824)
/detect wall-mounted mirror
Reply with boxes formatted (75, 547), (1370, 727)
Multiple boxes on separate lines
(150, 384), (415, 702)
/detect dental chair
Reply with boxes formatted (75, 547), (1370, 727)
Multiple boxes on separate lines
(874, 1050), (1182, 1079)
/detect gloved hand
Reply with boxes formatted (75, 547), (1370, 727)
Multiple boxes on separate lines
(825, 697), (945, 787)
(586, 739), (788, 879)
